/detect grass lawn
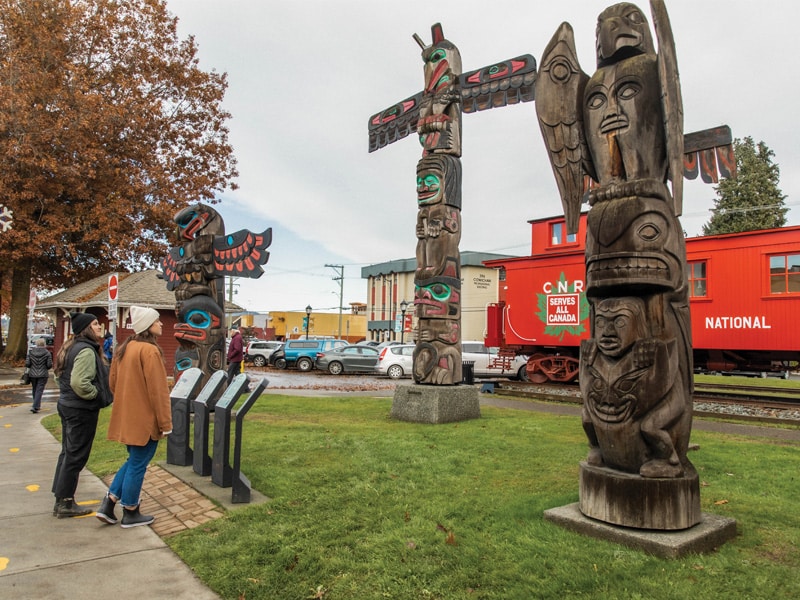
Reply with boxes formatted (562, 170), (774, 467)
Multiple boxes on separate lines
(46, 393), (800, 599)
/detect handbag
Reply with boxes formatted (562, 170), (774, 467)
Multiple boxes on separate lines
(21, 368), (30, 385)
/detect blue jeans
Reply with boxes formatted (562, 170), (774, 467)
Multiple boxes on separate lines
(108, 439), (159, 508)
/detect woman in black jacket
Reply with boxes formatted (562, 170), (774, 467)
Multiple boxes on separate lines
(25, 337), (53, 413)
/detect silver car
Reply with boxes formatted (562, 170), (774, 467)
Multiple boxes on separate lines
(462, 341), (529, 380)
(315, 345), (380, 375)
(376, 344), (415, 379)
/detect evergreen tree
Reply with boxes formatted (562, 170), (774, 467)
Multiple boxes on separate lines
(703, 137), (787, 235)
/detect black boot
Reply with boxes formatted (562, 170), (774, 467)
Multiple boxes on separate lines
(56, 498), (92, 518)
(96, 493), (118, 525)
(121, 506), (155, 529)
(53, 499), (59, 517)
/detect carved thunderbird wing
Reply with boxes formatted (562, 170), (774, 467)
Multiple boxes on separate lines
(368, 93), (423, 153)
(459, 54), (536, 113)
(158, 246), (184, 291)
(212, 227), (272, 278)
(535, 23), (590, 236)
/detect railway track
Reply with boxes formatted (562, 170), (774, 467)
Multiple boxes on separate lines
(487, 380), (800, 423)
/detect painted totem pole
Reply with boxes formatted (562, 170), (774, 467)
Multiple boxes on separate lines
(159, 203), (272, 385)
(369, 24), (536, 385)
(536, 1), (702, 529)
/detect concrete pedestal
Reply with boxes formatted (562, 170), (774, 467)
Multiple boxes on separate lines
(579, 461), (701, 530)
(544, 503), (737, 559)
(391, 384), (480, 424)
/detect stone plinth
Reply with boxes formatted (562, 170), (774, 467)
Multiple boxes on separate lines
(544, 503), (737, 559)
(579, 461), (701, 530)
(391, 384), (480, 424)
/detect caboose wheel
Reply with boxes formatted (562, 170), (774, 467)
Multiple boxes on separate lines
(526, 354), (549, 384)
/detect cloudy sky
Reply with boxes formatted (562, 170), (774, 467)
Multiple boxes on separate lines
(164, 0), (800, 314)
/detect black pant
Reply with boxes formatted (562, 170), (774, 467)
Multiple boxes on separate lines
(51, 404), (99, 499)
(226, 361), (242, 384)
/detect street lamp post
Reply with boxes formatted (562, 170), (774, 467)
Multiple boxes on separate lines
(305, 305), (312, 339)
(399, 299), (408, 344)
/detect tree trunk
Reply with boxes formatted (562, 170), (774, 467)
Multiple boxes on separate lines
(1, 257), (33, 364)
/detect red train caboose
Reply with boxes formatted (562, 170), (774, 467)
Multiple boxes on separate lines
(485, 214), (800, 383)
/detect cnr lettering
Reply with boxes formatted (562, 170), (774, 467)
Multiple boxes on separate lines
(543, 280), (584, 294)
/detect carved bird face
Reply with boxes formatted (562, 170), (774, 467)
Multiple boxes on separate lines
(595, 2), (654, 67)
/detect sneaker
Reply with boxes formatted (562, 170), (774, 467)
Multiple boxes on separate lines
(95, 494), (118, 525)
(121, 506), (155, 528)
(56, 498), (92, 518)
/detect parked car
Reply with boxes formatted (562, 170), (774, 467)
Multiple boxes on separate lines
(277, 338), (348, 371)
(462, 341), (529, 380)
(376, 343), (415, 379)
(315, 345), (380, 375)
(245, 340), (283, 367)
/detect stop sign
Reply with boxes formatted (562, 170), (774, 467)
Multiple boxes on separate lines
(108, 273), (119, 301)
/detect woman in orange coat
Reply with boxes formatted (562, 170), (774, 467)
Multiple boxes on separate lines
(97, 306), (172, 528)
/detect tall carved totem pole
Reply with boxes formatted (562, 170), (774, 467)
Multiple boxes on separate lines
(369, 24), (536, 387)
(159, 203), (272, 385)
(537, 1), (700, 530)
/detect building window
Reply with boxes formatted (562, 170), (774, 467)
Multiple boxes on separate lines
(686, 261), (707, 297)
(550, 221), (577, 246)
(769, 253), (800, 293)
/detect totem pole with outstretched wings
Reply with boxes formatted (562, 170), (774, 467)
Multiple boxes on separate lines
(159, 203), (272, 384)
(369, 23), (537, 386)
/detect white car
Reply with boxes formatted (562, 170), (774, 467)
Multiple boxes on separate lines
(245, 340), (283, 367)
(376, 344), (415, 379)
(461, 341), (529, 381)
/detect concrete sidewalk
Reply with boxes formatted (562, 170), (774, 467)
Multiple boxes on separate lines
(0, 400), (221, 600)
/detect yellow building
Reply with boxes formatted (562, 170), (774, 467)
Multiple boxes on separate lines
(265, 304), (367, 342)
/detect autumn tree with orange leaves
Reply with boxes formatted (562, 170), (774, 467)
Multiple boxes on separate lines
(0, 0), (237, 361)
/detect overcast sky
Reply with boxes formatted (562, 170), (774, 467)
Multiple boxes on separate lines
(164, 0), (800, 314)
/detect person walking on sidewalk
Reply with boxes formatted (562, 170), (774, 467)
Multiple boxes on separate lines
(226, 324), (244, 384)
(52, 312), (112, 518)
(96, 306), (172, 528)
(26, 337), (53, 413)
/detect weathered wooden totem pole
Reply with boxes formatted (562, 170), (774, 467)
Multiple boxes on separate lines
(537, 0), (706, 530)
(369, 23), (536, 387)
(159, 203), (272, 385)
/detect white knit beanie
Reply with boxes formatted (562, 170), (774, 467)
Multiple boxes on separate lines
(130, 306), (160, 334)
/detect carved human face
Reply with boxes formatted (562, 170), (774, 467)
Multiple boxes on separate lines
(417, 170), (442, 206)
(415, 279), (460, 319)
(595, 300), (642, 357)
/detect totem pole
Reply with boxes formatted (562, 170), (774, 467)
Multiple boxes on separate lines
(159, 203), (272, 385)
(369, 23), (536, 386)
(537, 1), (713, 530)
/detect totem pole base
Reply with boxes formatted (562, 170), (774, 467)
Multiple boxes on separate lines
(391, 384), (480, 424)
(579, 461), (702, 530)
(544, 502), (737, 559)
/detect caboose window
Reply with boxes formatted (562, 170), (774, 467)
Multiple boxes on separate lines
(769, 254), (800, 293)
(550, 222), (577, 246)
(686, 261), (707, 297)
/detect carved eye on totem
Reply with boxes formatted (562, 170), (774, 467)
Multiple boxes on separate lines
(637, 223), (661, 242)
(624, 8), (645, 25)
(185, 309), (213, 329)
(429, 48), (446, 64)
(421, 282), (452, 302)
(177, 211), (197, 229)
(616, 81), (641, 101)
(586, 89), (608, 111)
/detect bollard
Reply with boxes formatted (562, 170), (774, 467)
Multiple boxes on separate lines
(192, 370), (227, 476)
(232, 377), (268, 503)
(211, 374), (250, 487)
(167, 368), (204, 466)
(462, 361), (475, 385)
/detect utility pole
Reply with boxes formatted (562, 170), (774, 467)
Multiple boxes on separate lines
(326, 264), (344, 339)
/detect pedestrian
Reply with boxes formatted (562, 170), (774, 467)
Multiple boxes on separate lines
(51, 312), (112, 518)
(103, 331), (114, 361)
(226, 324), (244, 384)
(26, 337), (53, 413)
(97, 306), (172, 528)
